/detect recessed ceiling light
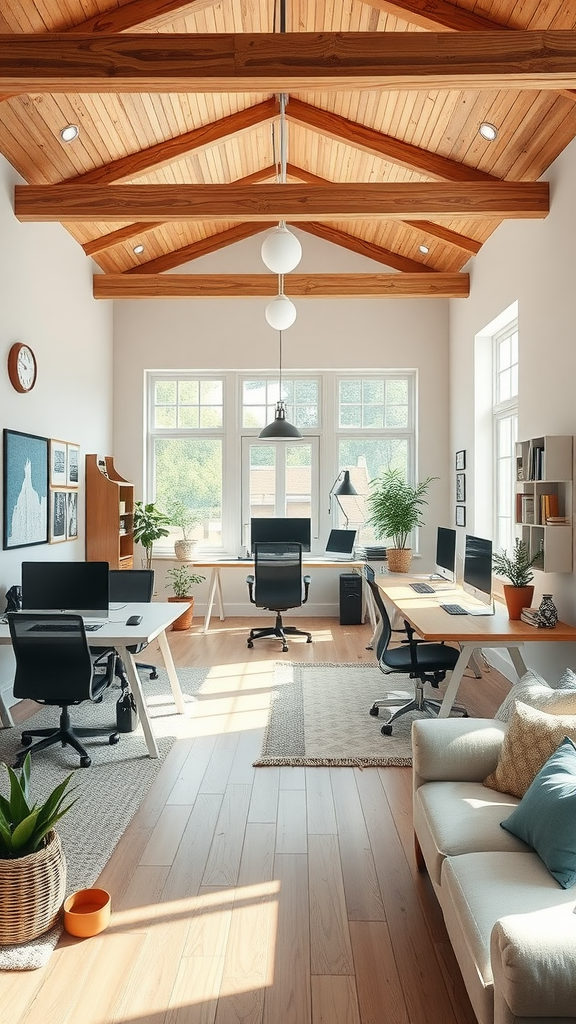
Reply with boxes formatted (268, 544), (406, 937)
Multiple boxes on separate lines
(60, 124), (79, 143)
(133, 244), (145, 255)
(479, 122), (498, 142)
(419, 244), (429, 254)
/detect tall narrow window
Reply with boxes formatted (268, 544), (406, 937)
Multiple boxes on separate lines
(493, 322), (518, 554)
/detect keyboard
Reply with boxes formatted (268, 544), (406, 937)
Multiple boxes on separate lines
(440, 603), (469, 616)
(30, 622), (102, 632)
(409, 582), (435, 594)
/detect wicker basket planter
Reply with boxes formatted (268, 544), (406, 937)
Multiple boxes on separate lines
(386, 548), (413, 573)
(0, 830), (67, 944)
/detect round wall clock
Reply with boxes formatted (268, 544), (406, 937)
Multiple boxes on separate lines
(8, 342), (37, 393)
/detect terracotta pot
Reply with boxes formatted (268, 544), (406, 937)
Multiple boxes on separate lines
(174, 539), (197, 562)
(167, 595), (194, 630)
(386, 548), (413, 573)
(64, 888), (111, 938)
(503, 585), (534, 620)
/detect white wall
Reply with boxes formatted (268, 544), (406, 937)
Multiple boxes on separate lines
(0, 155), (114, 702)
(450, 136), (576, 680)
(112, 228), (453, 612)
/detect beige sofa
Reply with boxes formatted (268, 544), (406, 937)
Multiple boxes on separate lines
(412, 716), (576, 1024)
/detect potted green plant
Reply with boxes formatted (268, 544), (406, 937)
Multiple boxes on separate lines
(0, 753), (75, 943)
(133, 501), (171, 569)
(167, 501), (202, 561)
(492, 538), (540, 619)
(165, 565), (206, 630)
(366, 468), (436, 572)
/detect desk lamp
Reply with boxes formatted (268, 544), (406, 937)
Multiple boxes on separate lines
(328, 470), (358, 528)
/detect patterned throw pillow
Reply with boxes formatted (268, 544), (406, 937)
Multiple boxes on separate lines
(555, 668), (576, 691)
(484, 701), (576, 798)
(494, 669), (576, 722)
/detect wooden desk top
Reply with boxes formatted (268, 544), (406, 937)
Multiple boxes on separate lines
(377, 575), (576, 644)
(195, 558), (365, 570)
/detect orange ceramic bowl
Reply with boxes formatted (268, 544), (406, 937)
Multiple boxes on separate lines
(63, 888), (111, 937)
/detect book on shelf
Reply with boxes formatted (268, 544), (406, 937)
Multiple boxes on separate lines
(539, 493), (559, 523)
(520, 607), (541, 627)
(521, 495), (535, 524)
(546, 516), (570, 525)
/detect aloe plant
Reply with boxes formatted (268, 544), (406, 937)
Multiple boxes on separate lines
(0, 753), (76, 859)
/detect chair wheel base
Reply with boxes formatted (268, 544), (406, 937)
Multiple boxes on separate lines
(21, 734), (33, 746)
(80, 755), (91, 767)
(369, 706), (379, 717)
(247, 639), (254, 648)
(381, 724), (393, 736)
(109, 733), (120, 745)
(150, 669), (158, 680)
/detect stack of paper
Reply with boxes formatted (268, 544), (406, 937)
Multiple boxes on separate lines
(520, 607), (540, 627)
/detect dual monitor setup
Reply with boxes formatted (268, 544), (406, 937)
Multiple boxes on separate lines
(434, 526), (494, 610)
(249, 518), (356, 560)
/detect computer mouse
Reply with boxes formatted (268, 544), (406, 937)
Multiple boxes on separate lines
(126, 615), (142, 626)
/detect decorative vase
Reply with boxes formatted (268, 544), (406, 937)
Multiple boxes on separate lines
(537, 594), (558, 628)
(503, 585), (534, 620)
(386, 548), (412, 573)
(174, 539), (197, 562)
(167, 595), (194, 630)
(0, 830), (66, 944)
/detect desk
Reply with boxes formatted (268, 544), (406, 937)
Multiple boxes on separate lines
(0, 602), (186, 758)
(377, 576), (576, 716)
(196, 558), (368, 633)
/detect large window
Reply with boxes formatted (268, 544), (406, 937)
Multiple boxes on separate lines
(493, 321), (518, 554)
(148, 370), (416, 555)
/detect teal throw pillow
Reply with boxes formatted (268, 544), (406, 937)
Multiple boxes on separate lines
(501, 736), (576, 888)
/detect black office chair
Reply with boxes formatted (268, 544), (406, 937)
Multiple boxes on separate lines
(108, 569), (158, 685)
(363, 566), (468, 734)
(8, 613), (120, 769)
(247, 541), (313, 652)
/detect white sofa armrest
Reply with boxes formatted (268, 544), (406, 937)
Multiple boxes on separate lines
(412, 718), (507, 790)
(491, 909), (576, 1021)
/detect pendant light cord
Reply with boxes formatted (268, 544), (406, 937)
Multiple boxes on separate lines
(278, 330), (283, 401)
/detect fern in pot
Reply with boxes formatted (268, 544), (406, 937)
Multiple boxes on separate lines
(165, 565), (206, 631)
(366, 468), (436, 573)
(0, 753), (76, 943)
(492, 538), (540, 619)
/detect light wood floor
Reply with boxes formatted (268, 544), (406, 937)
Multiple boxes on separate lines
(5, 617), (509, 1024)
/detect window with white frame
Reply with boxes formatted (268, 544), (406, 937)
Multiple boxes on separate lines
(147, 370), (416, 555)
(493, 321), (518, 554)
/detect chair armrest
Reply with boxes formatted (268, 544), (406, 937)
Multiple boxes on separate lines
(491, 909), (576, 1019)
(302, 575), (311, 604)
(412, 717), (506, 789)
(246, 575), (255, 604)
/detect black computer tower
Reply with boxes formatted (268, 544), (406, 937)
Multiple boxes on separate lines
(339, 573), (363, 625)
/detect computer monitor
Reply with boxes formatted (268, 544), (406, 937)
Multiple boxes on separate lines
(249, 517), (311, 553)
(325, 529), (356, 559)
(435, 527), (456, 583)
(462, 535), (493, 608)
(21, 561), (110, 620)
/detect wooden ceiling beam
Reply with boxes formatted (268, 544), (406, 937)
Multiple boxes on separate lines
(359, 0), (508, 33)
(66, 98), (279, 186)
(69, 0), (219, 33)
(297, 222), (431, 274)
(93, 272), (470, 299)
(3, 33), (576, 93)
(286, 98), (498, 183)
(15, 182), (549, 222)
(126, 223), (276, 274)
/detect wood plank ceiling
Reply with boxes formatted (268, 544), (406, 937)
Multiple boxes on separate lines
(2, 0), (576, 300)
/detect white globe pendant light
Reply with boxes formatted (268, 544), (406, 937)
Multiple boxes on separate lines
(265, 292), (297, 330)
(261, 223), (302, 274)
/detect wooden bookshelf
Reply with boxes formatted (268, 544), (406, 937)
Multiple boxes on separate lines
(85, 454), (134, 569)
(515, 435), (573, 573)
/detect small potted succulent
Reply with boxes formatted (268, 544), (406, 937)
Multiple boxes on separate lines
(366, 468), (436, 573)
(0, 753), (76, 943)
(492, 537), (540, 619)
(165, 565), (206, 630)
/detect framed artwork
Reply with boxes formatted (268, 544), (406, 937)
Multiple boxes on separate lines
(456, 472), (466, 502)
(50, 489), (68, 543)
(456, 505), (466, 527)
(50, 439), (67, 487)
(3, 429), (49, 550)
(66, 443), (79, 487)
(455, 450), (466, 471)
(67, 491), (78, 539)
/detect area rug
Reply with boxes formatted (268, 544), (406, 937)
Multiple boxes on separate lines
(254, 661), (428, 768)
(0, 666), (209, 970)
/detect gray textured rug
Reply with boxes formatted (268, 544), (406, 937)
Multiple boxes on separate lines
(0, 666), (209, 969)
(254, 661), (427, 767)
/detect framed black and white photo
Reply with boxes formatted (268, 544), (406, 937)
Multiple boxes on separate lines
(3, 429), (49, 550)
(456, 505), (466, 527)
(66, 443), (79, 487)
(456, 472), (466, 502)
(455, 450), (466, 471)
(50, 489), (68, 543)
(67, 491), (78, 539)
(50, 438), (67, 487)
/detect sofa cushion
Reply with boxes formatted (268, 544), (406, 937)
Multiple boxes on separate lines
(494, 669), (576, 722)
(414, 781), (525, 886)
(501, 736), (576, 888)
(483, 701), (576, 798)
(555, 667), (576, 690)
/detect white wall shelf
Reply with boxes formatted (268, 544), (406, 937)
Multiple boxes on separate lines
(515, 435), (573, 573)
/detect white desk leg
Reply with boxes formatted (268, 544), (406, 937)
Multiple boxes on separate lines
(438, 645), (475, 718)
(215, 569), (225, 621)
(508, 645), (528, 678)
(203, 568), (218, 633)
(117, 644), (159, 759)
(156, 628), (187, 716)
(0, 691), (14, 729)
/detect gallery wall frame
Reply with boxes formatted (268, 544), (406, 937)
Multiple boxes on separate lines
(455, 450), (466, 471)
(50, 489), (68, 543)
(456, 472), (466, 503)
(67, 443), (79, 488)
(3, 429), (49, 550)
(456, 505), (466, 527)
(49, 439), (67, 487)
(67, 491), (78, 539)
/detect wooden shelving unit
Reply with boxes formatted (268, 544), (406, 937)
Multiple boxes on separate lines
(515, 435), (573, 573)
(85, 454), (134, 569)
